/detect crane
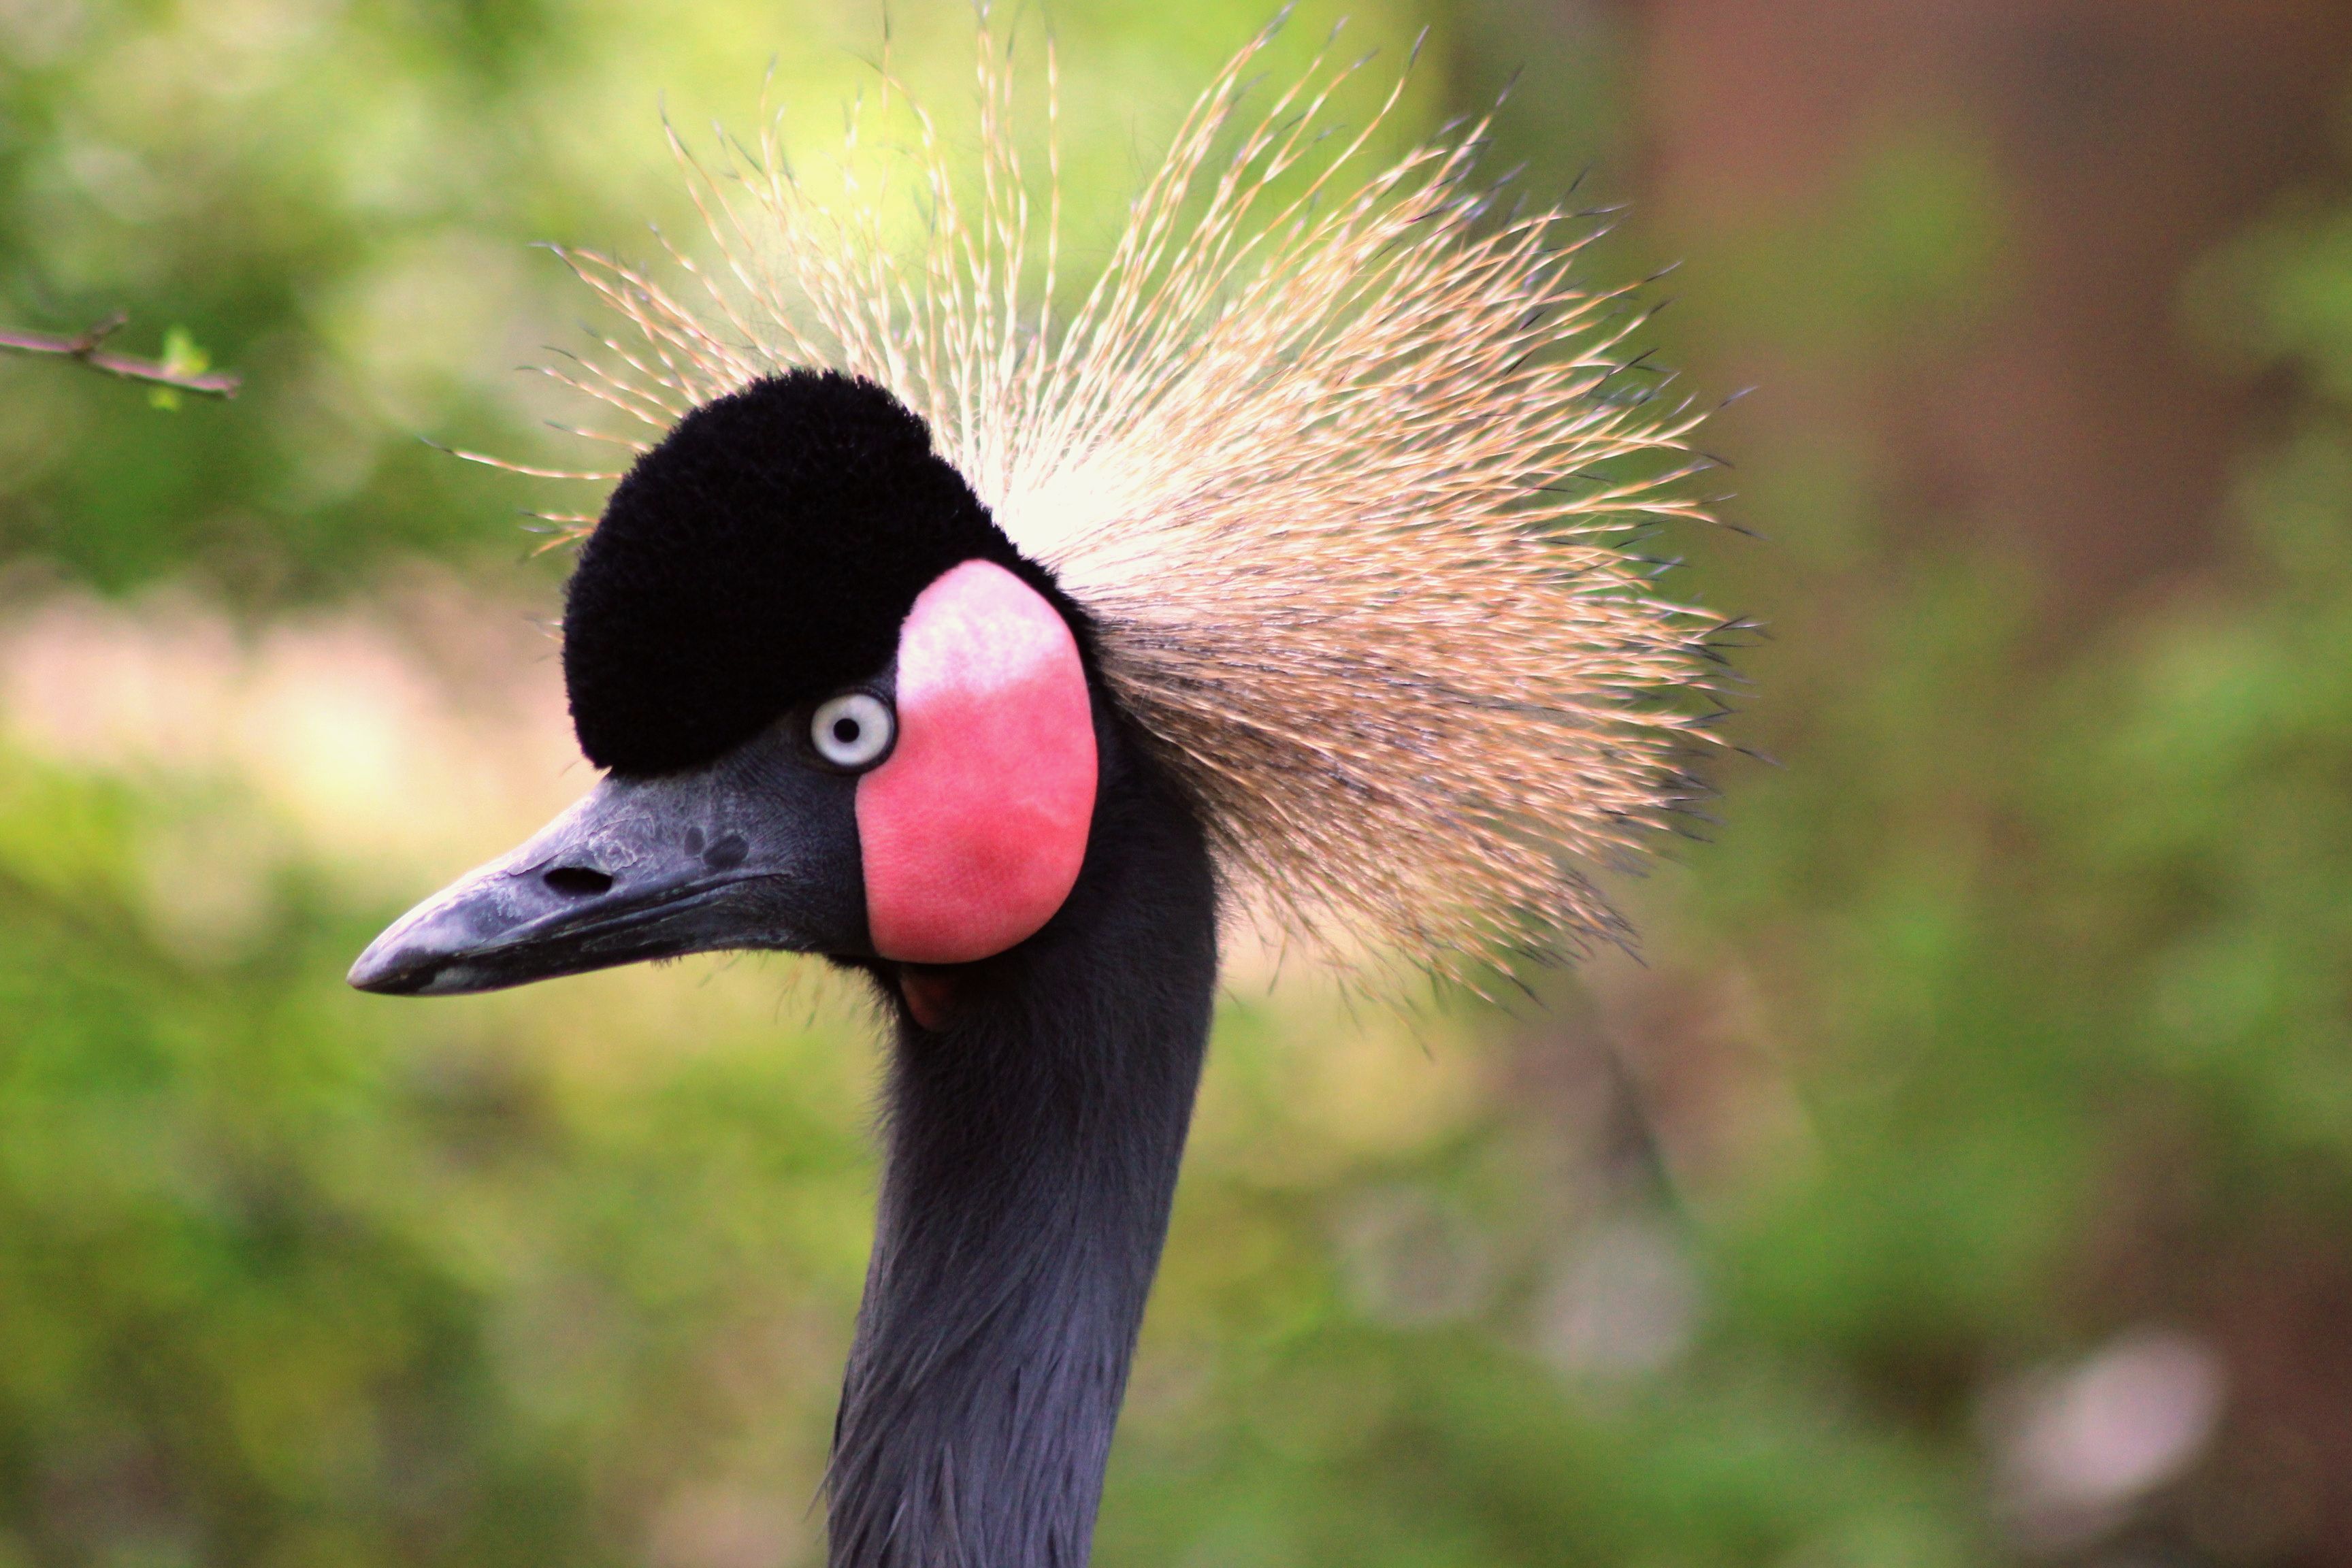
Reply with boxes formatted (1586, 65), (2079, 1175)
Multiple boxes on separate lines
(350, 19), (1727, 1567)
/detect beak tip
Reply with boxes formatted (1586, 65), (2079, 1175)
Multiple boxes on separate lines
(348, 876), (516, 998)
(347, 939), (430, 996)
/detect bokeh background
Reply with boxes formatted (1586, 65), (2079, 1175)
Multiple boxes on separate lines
(7, 0), (2352, 1563)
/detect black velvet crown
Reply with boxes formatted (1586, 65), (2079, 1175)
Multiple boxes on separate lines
(564, 370), (1066, 776)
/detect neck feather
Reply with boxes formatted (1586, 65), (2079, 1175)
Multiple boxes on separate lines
(827, 726), (1218, 1568)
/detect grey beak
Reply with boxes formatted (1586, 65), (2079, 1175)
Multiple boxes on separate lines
(348, 736), (866, 996)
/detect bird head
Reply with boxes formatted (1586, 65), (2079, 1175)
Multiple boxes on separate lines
(350, 16), (1733, 1011)
(347, 370), (1100, 1002)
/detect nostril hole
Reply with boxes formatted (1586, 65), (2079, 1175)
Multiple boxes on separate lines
(544, 866), (614, 898)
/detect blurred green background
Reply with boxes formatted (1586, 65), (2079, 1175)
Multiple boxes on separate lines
(7, 1), (2352, 1564)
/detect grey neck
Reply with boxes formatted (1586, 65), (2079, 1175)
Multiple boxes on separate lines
(826, 730), (1218, 1568)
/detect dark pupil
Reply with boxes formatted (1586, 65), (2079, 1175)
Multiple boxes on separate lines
(832, 717), (861, 745)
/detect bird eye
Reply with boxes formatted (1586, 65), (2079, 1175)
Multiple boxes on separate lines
(811, 691), (896, 770)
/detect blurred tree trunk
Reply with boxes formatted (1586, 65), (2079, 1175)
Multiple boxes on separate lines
(1620, 0), (2352, 619)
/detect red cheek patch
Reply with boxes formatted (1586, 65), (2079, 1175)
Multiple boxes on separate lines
(858, 559), (1096, 964)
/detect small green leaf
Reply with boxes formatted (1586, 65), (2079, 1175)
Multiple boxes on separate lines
(157, 325), (209, 378)
(146, 325), (210, 410)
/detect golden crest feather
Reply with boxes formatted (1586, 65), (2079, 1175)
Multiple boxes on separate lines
(531, 14), (1730, 986)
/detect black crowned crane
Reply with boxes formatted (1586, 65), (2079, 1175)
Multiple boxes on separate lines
(350, 21), (1727, 1568)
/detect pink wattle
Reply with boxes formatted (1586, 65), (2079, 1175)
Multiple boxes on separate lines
(858, 559), (1096, 964)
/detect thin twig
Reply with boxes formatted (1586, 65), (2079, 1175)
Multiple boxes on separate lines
(0, 313), (241, 397)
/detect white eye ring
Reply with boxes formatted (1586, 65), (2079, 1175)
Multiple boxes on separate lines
(811, 691), (896, 770)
